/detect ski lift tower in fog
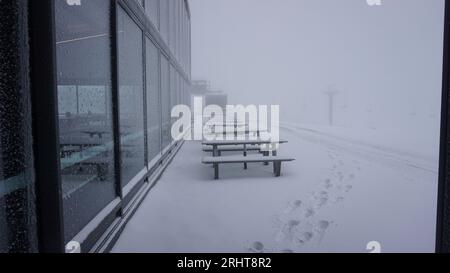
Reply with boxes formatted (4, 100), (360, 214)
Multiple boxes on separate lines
(323, 85), (340, 126)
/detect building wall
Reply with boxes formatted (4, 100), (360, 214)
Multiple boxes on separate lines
(53, 0), (191, 250)
(0, 0), (191, 253)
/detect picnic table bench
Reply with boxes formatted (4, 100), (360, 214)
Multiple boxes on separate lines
(75, 156), (111, 181)
(59, 137), (106, 158)
(202, 139), (288, 157)
(202, 145), (262, 156)
(81, 130), (110, 139)
(205, 129), (268, 138)
(202, 155), (295, 179)
(206, 122), (247, 128)
(202, 139), (292, 178)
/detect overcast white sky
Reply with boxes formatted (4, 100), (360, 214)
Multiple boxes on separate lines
(190, 0), (445, 134)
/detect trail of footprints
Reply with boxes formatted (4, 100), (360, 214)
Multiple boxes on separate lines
(247, 149), (362, 253)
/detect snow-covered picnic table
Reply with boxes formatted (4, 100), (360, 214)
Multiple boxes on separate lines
(202, 139), (288, 157)
(202, 139), (293, 179)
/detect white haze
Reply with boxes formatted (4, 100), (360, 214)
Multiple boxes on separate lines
(191, 0), (445, 142)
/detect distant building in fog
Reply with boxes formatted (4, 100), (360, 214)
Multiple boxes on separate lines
(205, 93), (228, 110)
(191, 80), (228, 110)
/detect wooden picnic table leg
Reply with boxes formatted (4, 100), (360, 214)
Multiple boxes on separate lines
(244, 144), (248, 170)
(78, 144), (83, 158)
(262, 144), (269, 165)
(214, 163), (219, 180)
(268, 144), (279, 169)
(271, 143), (278, 156)
(274, 161), (282, 177)
(212, 145), (219, 169)
(264, 150), (269, 165)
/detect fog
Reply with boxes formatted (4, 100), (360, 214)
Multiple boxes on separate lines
(191, 0), (445, 138)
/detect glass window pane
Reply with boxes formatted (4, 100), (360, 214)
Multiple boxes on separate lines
(146, 39), (161, 162)
(0, 132), (36, 253)
(55, 0), (116, 242)
(0, 0), (39, 254)
(176, 0), (180, 59)
(161, 56), (171, 149)
(169, 0), (176, 54)
(170, 66), (177, 128)
(118, 7), (146, 185)
(145, 0), (159, 29)
(0, 59), (37, 252)
(178, 76), (182, 107)
(160, 0), (169, 43)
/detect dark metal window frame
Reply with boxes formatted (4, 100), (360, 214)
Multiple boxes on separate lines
(29, 0), (65, 253)
(436, 0), (450, 254)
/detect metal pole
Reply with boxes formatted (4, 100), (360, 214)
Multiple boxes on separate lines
(436, 0), (450, 254)
(324, 87), (339, 126)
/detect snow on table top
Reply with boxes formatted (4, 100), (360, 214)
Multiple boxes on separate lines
(203, 139), (288, 146)
(202, 155), (295, 164)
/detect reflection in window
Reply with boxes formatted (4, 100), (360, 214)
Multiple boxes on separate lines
(118, 7), (146, 185)
(146, 39), (162, 162)
(55, 0), (116, 242)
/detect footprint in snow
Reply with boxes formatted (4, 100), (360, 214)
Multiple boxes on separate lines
(287, 220), (301, 229)
(248, 241), (266, 253)
(333, 196), (345, 204)
(275, 220), (301, 243)
(317, 220), (331, 230)
(324, 179), (333, 189)
(313, 193), (329, 209)
(304, 207), (315, 218)
(297, 232), (314, 245)
(283, 200), (303, 214)
(315, 220), (332, 242)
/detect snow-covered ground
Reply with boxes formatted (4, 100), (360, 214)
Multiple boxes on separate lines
(112, 125), (438, 253)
